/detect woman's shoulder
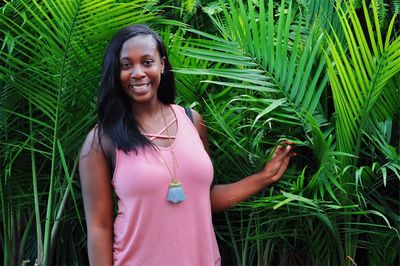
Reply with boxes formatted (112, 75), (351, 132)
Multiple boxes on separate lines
(171, 104), (201, 119)
(80, 125), (115, 160)
(171, 104), (205, 136)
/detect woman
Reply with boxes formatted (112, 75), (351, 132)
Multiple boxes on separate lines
(79, 24), (294, 266)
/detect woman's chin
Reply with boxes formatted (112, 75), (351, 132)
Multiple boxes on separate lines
(130, 91), (157, 104)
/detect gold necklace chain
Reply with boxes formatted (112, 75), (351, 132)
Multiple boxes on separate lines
(160, 104), (177, 182)
(159, 104), (186, 204)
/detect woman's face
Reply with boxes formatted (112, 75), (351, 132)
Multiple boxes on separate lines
(119, 35), (165, 105)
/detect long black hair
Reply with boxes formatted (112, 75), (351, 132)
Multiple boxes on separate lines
(97, 24), (176, 153)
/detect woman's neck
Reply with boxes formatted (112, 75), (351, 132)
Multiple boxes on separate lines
(132, 100), (168, 131)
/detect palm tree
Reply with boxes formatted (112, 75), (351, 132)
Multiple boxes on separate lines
(173, 0), (400, 265)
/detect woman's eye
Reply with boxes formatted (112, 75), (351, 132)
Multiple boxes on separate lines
(120, 63), (131, 69)
(144, 60), (153, 66)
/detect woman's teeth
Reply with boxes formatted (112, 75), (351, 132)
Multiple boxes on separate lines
(131, 83), (149, 90)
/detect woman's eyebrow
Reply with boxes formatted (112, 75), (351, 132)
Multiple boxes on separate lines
(141, 53), (155, 58)
(119, 53), (155, 60)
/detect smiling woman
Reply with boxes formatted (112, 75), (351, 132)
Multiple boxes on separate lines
(119, 35), (165, 104)
(78, 24), (294, 266)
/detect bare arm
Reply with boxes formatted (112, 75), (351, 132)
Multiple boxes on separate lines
(192, 110), (294, 212)
(79, 128), (114, 265)
(210, 144), (293, 212)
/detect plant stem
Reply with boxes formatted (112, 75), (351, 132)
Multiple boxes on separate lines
(225, 211), (242, 265)
(30, 100), (44, 265)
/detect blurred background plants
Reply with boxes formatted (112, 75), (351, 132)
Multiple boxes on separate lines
(1, 0), (399, 265)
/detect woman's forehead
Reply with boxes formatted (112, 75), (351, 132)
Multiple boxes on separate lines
(120, 35), (158, 56)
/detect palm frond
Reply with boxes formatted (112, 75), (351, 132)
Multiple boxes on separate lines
(326, 0), (400, 165)
(176, 0), (330, 130)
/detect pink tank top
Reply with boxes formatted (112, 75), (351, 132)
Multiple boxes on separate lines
(112, 104), (221, 265)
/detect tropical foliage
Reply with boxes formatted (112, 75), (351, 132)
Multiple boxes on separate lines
(0, 0), (399, 265)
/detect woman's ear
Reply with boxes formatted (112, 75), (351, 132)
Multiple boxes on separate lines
(161, 56), (166, 72)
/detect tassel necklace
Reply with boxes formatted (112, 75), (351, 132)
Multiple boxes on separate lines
(159, 104), (186, 204)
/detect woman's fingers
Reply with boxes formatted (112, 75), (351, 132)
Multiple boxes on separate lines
(274, 144), (292, 158)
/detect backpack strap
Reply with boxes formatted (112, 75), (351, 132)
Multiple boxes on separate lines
(184, 107), (194, 124)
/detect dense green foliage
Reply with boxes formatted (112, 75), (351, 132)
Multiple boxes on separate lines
(1, 0), (399, 265)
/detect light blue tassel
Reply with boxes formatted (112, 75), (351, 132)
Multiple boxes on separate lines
(167, 180), (186, 204)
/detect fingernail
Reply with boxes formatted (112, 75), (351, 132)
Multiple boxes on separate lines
(286, 145), (291, 150)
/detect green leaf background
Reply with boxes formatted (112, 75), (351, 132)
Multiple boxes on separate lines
(1, 0), (399, 265)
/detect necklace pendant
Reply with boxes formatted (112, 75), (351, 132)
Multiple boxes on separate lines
(167, 180), (186, 204)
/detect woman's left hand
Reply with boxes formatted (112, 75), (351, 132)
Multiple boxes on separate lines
(259, 142), (296, 186)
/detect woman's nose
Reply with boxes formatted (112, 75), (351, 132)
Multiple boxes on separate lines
(130, 66), (145, 79)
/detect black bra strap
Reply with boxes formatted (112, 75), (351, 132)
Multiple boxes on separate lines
(184, 107), (194, 124)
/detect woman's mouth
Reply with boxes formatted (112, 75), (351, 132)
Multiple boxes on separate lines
(129, 82), (150, 92)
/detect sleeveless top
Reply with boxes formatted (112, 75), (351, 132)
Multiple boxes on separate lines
(112, 104), (221, 266)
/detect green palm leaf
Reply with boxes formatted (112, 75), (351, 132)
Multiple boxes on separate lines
(326, 0), (400, 165)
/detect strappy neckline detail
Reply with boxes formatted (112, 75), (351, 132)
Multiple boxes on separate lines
(142, 116), (177, 141)
(141, 104), (179, 150)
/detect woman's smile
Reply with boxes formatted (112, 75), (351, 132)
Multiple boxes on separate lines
(129, 82), (151, 93)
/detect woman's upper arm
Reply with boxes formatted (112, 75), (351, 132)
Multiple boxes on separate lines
(79, 128), (114, 228)
(192, 110), (210, 155)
